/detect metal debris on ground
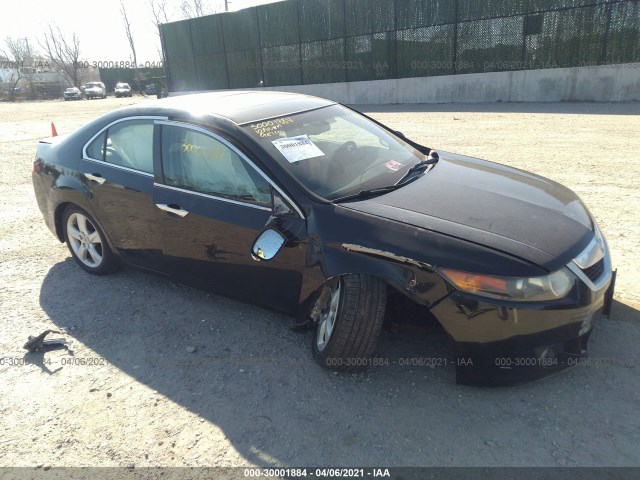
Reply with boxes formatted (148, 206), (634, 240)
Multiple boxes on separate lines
(23, 330), (67, 352)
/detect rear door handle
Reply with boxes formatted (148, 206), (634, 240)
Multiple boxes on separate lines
(84, 173), (105, 185)
(156, 203), (189, 217)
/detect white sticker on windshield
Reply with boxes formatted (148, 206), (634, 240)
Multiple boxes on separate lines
(271, 135), (324, 163)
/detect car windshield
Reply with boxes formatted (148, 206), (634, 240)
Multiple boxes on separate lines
(242, 104), (425, 201)
(87, 83), (100, 88)
(116, 83), (129, 88)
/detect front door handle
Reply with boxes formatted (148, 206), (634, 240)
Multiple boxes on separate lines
(84, 173), (105, 185)
(156, 203), (189, 217)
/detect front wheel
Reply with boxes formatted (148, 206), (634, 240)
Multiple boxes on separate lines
(62, 206), (115, 275)
(312, 274), (386, 372)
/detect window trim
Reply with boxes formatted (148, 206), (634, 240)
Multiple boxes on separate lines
(82, 115), (168, 177)
(154, 183), (272, 212)
(155, 120), (305, 219)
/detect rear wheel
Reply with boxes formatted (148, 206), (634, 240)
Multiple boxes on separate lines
(312, 274), (386, 372)
(62, 206), (115, 275)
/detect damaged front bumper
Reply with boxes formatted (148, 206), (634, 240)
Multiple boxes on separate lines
(430, 267), (615, 386)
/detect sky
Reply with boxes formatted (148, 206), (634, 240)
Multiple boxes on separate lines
(1, 0), (283, 64)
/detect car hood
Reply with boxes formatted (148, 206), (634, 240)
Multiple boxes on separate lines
(341, 152), (594, 271)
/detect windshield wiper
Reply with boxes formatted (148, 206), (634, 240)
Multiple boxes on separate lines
(332, 185), (406, 203)
(332, 151), (440, 203)
(395, 151), (439, 186)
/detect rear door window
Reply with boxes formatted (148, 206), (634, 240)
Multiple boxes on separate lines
(85, 119), (154, 174)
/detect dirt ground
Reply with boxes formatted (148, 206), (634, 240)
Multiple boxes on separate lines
(1, 97), (639, 470)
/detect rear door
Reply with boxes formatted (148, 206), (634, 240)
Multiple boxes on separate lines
(80, 116), (169, 271)
(151, 121), (307, 313)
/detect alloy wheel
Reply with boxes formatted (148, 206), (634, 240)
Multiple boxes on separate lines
(316, 281), (341, 352)
(66, 213), (103, 268)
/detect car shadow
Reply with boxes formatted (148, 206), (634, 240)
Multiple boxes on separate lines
(38, 259), (640, 466)
(354, 102), (640, 116)
(608, 298), (640, 324)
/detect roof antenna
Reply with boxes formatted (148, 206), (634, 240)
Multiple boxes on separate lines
(51, 122), (58, 137)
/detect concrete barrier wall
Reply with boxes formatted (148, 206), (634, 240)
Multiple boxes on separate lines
(172, 64), (640, 104)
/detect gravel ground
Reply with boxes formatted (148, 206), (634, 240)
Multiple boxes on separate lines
(0, 97), (639, 469)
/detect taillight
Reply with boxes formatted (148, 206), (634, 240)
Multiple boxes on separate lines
(33, 159), (40, 173)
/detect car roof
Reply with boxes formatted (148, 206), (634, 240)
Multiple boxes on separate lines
(150, 90), (336, 125)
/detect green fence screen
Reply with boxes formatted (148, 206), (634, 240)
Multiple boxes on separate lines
(160, 0), (640, 91)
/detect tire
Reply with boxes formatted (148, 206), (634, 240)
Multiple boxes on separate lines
(312, 274), (386, 372)
(62, 205), (115, 275)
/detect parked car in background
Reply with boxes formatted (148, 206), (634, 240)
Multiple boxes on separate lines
(31, 91), (615, 386)
(63, 87), (83, 101)
(114, 82), (132, 98)
(145, 84), (156, 96)
(85, 82), (107, 99)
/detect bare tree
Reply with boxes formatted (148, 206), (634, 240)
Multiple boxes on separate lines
(1, 37), (34, 100)
(120, 0), (138, 68)
(180, 0), (209, 19)
(148, 0), (170, 26)
(148, 0), (171, 60)
(119, 0), (143, 95)
(39, 26), (82, 88)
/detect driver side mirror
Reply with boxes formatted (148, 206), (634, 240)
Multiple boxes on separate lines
(252, 229), (286, 261)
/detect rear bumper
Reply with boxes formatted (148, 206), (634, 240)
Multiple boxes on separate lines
(431, 270), (615, 386)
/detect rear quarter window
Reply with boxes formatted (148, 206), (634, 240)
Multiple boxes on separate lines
(86, 131), (106, 160)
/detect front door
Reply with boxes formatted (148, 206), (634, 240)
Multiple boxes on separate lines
(151, 121), (306, 313)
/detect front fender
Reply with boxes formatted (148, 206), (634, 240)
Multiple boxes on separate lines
(297, 204), (451, 316)
(297, 202), (546, 319)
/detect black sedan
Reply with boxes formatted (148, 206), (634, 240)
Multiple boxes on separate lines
(32, 91), (614, 385)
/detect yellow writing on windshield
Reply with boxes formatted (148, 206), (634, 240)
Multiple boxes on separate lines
(250, 117), (294, 138)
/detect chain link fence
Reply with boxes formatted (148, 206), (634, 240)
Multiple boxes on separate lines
(160, 0), (640, 92)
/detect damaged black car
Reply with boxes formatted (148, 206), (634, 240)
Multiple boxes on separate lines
(32, 91), (615, 385)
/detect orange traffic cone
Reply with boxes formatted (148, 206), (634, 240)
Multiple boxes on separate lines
(51, 122), (58, 137)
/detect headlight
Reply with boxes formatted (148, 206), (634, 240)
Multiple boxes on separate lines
(438, 267), (575, 302)
(594, 220), (608, 253)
